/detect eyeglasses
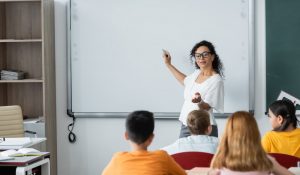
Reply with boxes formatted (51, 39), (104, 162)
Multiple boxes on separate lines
(193, 51), (211, 60)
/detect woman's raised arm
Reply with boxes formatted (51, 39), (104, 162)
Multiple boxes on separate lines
(162, 49), (186, 85)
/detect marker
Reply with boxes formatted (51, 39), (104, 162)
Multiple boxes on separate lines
(162, 49), (169, 57)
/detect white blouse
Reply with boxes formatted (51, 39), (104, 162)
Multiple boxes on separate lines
(179, 70), (224, 125)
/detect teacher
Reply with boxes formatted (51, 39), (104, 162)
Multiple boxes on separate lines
(163, 40), (224, 138)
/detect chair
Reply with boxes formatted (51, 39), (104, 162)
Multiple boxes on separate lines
(171, 152), (214, 170)
(0, 105), (25, 137)
(0, 105), (37, 138)
(268, 153), (300, 168)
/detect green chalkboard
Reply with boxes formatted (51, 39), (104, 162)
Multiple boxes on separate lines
(266, 0), (300, 109)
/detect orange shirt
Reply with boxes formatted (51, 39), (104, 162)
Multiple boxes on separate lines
(262, 128), (300, 158)
(102, 150), (186, 175)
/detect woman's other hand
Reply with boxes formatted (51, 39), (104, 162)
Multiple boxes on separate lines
(192, 92), (201, 103)
(192, 92), (211, 110)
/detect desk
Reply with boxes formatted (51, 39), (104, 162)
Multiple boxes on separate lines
(187, 167), (300, 175)
(0, 152), (50, 175)
(187, 167), (211, 175)
(25, 138), (46, 148)
(289, 167), (300, 174)
(0, 138), (46, 150)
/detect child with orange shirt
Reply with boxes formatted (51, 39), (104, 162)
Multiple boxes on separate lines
(102, 110), (186, 175)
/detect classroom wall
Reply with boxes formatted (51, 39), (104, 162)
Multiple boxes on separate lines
(55, 0), (271, 174)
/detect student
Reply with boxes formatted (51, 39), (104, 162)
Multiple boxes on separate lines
(102, 110), (186, 175)
(162, 40), (224, 138)
(161, 110), (218, 155)
(262, 99), (300, 158)
(209, 111), (293, 175)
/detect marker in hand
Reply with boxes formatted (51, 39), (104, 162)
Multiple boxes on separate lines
(162, 49), (171, 65)
(162, 49), (169, 58)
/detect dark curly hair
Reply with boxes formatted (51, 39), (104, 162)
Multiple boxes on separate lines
(190, 40), (224, 77)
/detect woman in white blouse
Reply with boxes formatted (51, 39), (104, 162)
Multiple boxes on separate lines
(163, 40), (224, 138)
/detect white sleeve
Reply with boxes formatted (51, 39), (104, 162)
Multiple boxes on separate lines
(203, 80), (224, 113)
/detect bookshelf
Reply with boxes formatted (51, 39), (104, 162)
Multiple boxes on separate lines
(0, 0), (56, 175)
(0, 39), (43, 42)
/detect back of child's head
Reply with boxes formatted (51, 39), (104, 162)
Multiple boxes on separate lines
(269, 99), (299, 131)
(211, 111), (273, 172)
(126, 110), (154, 144)
(187, 110), (210, 135)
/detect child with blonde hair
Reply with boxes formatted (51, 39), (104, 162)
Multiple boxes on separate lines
(209, 111), (293, 175)
(162, 110), (218, 155)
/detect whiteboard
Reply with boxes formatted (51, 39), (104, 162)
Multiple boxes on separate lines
(68, 0), (254, 117)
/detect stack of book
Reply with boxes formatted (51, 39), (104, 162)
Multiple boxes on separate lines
(0, 70), (25, 80)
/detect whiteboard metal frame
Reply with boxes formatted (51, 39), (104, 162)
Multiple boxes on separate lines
(249, 0), (255, 114)
(67, 0), (255, 119)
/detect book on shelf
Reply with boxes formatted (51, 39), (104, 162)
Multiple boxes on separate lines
(0, 148), (41, 157)
(1, 75), (25, 80)
(1, 70), (25, 76)
(0, 69), (25, 80)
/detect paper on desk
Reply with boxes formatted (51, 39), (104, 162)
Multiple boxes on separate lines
(288, 167), (300, 174)
(0, 148), (40, 157)
(0, 156), (14, 161)
(0, 137), (31, 146)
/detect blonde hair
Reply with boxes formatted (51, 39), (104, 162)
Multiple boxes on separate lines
(211, 111), (273, 171)
(187, 110), (210, 135)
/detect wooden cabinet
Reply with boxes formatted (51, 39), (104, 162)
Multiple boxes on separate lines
(0, 0), (56, 175)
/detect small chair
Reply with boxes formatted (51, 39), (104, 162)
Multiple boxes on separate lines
(0, 105), (36, 137)
(171, 152), (214, 170)
(268, 153), (300, 168)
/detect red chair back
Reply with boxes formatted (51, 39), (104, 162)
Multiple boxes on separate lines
(171, 152), (214, 170)
(268, 153), (300, 168)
